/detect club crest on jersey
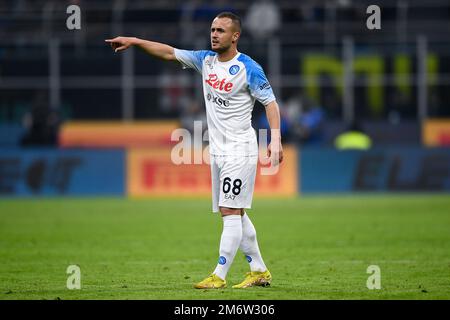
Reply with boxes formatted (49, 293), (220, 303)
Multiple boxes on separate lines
(218, 256), (227, 265)
(229, 65), (240, 75)
(205, 74), (233, 92)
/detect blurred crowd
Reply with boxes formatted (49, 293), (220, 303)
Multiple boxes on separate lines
(1, 0), (449, 147)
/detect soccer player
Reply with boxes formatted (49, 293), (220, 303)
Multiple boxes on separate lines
(106, 12), (283, 289)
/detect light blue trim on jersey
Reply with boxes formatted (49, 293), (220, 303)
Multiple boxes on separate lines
(174, 48), (216, 74)
(237, 53), (276, 106)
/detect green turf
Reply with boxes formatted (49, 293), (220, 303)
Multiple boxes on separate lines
(1, 195), (450, 300)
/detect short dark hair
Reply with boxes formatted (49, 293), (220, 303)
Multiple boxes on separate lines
(216, 12), (242, 33)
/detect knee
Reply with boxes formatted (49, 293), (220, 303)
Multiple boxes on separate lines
(219, 207), (242, 217)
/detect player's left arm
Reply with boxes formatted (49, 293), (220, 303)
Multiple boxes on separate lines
(265, 100), (284, 165)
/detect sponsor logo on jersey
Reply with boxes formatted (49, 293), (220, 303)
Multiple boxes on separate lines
(205, 73), (233, 92)
(229, 65), (240, 75)
(207, 93), (230, 107)
(259, 82), (271, 90)
(219, 256), (227, 265)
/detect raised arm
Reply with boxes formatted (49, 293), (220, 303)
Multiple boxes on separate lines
(105, 37), (176, 61)
(265, 100), (284, 165)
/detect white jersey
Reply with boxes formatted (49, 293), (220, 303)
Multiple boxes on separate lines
(174, 49), (276, 156)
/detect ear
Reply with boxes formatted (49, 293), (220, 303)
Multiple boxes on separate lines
(232, 32), (240, 43)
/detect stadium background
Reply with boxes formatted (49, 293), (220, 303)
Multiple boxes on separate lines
(1, 0), (450, 300)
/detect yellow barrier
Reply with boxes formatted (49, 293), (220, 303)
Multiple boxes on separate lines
(127, 146), (298, 198)
(423, 119), (450, 146)
(59, 121), (180, 148)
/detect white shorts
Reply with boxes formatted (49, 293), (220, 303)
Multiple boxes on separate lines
(210, 155), (258, 213)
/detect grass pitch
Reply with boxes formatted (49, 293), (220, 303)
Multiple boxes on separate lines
(1, 195), (449, 300)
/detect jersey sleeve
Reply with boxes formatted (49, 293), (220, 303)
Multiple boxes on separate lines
(173, 49), (212, 74)
(247, 61), (276, 106)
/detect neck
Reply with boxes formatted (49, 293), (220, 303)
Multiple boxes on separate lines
(218, 47), (238, 62)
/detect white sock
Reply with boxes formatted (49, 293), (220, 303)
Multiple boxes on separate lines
(213, 215), (242, 280)
(239, 212), (267, 272)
